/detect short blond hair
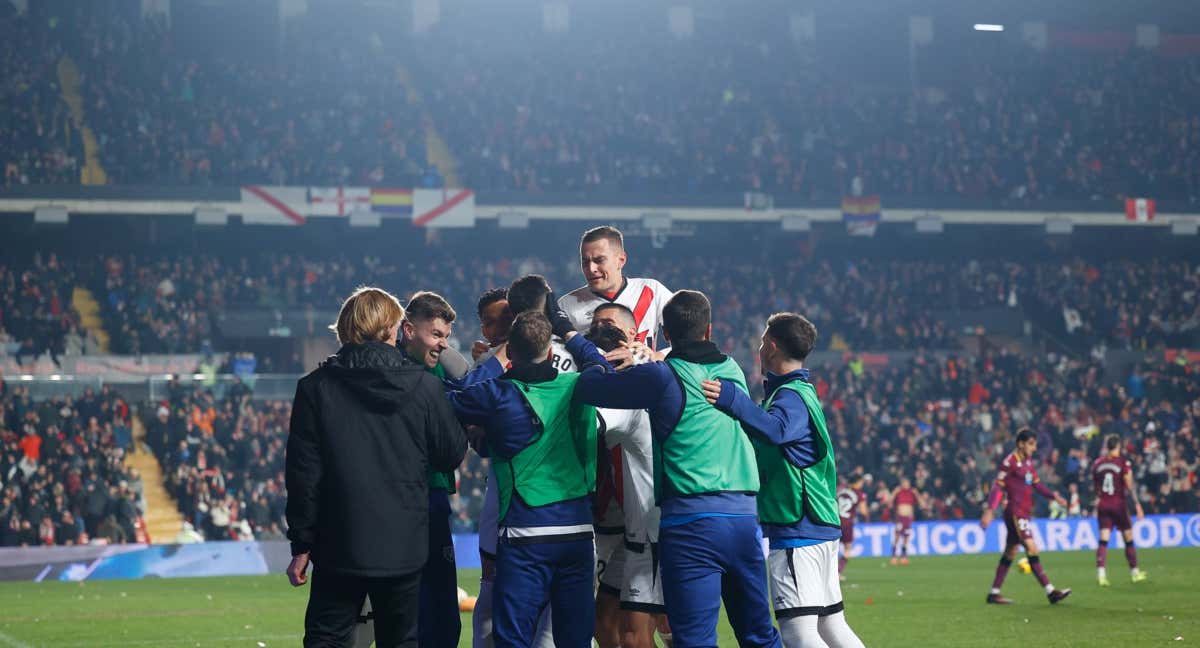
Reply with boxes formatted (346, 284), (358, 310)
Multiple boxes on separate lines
(330, 286), (405, 345)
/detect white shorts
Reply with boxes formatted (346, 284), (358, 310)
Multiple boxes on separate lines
(767, 541), (844, 618)
(595, 532), (626, 595)
(620, 540), (665, 612)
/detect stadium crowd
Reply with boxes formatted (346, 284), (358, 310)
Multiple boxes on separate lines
(0, 253), (88, 367)
(143, 376), (288, 542)
(4, 8), (1200, 204)
(0, 11), (80, 187)
(6, 250), (1185, 359)
(0, 382), (144, 547)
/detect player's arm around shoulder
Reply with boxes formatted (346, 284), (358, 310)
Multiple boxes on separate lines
(575, 358), (671, 410)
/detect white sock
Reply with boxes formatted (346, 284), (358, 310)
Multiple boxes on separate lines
(1098, 567), (1107, 579)
(990, 587), (1001, 595)
(1131, 567), (1140, 577)
(779, 616), (828, 648)
(817, 611), (866, 648)
(473, 579), (494, 648)
(1044, 583), (1055, 594)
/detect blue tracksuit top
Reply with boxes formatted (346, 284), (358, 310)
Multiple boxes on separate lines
(713, 368), (842, 546)
(574, 339), (758, 523)
(447, 335), (607, 530)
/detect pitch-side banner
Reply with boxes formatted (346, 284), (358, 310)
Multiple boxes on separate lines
(845, 514), (1200, 558)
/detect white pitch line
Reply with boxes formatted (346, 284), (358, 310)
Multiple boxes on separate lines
(54, 633), (301, 647)
(0, 629), (35, 648)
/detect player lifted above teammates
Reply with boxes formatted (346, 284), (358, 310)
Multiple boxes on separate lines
(981, 428), (1072, 605)
(837, 475), (869, 578)
(1092, 434), (1148, 586)
(888, 476), (921, 566)
(575, 290), (782, 648)
(559, 226), (672, 348)
(702, 312), (864, 648)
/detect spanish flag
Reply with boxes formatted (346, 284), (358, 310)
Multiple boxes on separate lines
(370, 188), (413, 216)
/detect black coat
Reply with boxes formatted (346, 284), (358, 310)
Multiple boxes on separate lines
(285, 341), (467, 577)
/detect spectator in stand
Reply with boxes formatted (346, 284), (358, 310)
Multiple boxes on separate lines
(0, 385), (142, 547)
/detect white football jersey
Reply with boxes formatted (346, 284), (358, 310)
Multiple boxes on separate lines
(596, 408), (657, 545)
(559, 277), (672, 349)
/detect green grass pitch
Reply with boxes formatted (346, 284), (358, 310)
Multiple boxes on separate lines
(1, 548), (1197, 647)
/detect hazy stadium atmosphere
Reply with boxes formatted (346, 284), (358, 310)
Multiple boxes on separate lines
(1, 0), (1199, 646)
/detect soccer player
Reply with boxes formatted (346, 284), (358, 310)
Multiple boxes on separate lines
(559, 226), (672, 348)
(587, 304), (671, 648)
(888, 477), (919, 566)
(472, 281), (563, 648)
(981, 428), (1072, 605)
(400, 291), (464, 648)
(702, 312), (864, 648)
(472, 287), (512, 363)
(447, 310), (607, 648)
(1092, 434), (1147, 586)
(837, 475), (869, 577)
(575, 290), (782, 648)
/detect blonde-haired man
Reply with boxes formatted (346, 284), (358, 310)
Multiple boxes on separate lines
(287, 286), (467, 647)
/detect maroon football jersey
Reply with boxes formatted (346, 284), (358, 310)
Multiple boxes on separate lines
(837, 487), (864, 523)
(997, 452), (1039, 518)
(893, 488), (917, 508)
(1092, 455), (1131, 509)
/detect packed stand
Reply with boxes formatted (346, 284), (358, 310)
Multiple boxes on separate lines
(5, 6), (1200, 204)
(66, 10), (429, 187)
(415, 24), (1200, 202)
(0, 10), (81, 187)
(0, 253), (91, 368)
(77, 249), (1199, 358)
(0, 381), (145, 547)
(145, 376), (288, 542)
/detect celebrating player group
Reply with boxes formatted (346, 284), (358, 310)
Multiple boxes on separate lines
(335, 224), (1140, 648)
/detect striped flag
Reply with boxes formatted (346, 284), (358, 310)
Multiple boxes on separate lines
(1125, 198), (1155, 222)
(370, 188), (413, 216)
(842, 196), (881, 237)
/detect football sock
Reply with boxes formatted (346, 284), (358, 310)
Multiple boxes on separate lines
(1125, 542), (1138, 569)
(1028, 555), (1051, 588)
(991, 556), (1012, 591)
(1098, 567), (1107, 579)
(1096, 544), (1107, 568)
(817, 611), (866, 648)
(779, 615), (826, 648)
(472, 578), (494, 647)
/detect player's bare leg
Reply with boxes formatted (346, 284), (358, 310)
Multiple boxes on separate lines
(1121, 529), (1146, 583)
(655, 613), (673, 646)
(595, 589), (621, 648)
(986, 544), (1019, 604)
(1096, 528), (1112, 586)
(618, 610), (657, 648)
(1023, 539), (1071, 604)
